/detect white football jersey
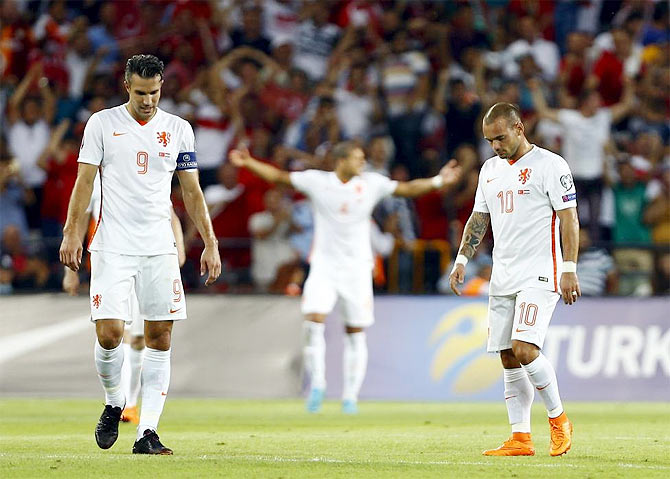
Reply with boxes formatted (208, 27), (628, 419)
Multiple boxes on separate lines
(78, 105), (197, 255)
(290, 170), (398, 269)
(473, 145), (577, 296)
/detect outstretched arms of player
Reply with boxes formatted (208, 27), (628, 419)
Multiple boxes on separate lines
(177, 171), (221, 285)
(448, 211), (490, 295)
(557, 207), (581, 305)
(60, 163), (98, 272)
(229, 147), (292, 186)
(393, 160), (462, 198)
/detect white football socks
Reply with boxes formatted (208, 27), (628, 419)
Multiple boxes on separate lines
(342, 332), (368, 402)
(94, 340), (125, 408)
(138, 347), (170, 439)
(303, 321), (326, 391)
(522, 354), (564, 418)
(120, 343), (131, 404)
(126, 347), (144, 408)
(503, 367), (534, 433)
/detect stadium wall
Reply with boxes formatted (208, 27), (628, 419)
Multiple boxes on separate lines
(0, 295), (668, 401)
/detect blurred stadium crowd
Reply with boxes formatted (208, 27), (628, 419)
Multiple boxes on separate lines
(0, 0), (669, 296)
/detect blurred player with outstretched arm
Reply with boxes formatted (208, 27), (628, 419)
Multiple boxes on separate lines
(230, 141), (461, 414)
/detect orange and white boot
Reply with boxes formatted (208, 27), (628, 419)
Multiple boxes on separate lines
(549, 412), (573, 456)
(121, 406), (140, 425)
(482, 432), (535, 456)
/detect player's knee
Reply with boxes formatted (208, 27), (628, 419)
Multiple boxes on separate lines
(130, 335), (145, 350)
(144, 326), (172, 350)
(499, 349), (520, 368)
(96, 320), (124, 349)
(511, 340), (539, 365)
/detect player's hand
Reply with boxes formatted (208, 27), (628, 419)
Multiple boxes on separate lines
(200, 243), (221, 286)
(439, 160), (462, 188)
(229, 147), (251, 168)
(560, 272), (581, 305)
(62, 268), (80, 296)
(449, 263), (466, 296)
(59, 233), (83, 272)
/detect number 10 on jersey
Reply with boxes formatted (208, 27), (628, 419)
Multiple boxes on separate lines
(496, 190), (514, 213)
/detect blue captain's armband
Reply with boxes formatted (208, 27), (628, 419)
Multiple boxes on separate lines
(176, 152), (197, 170)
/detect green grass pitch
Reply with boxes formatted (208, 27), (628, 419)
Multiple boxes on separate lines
(1, 399), (668, 478)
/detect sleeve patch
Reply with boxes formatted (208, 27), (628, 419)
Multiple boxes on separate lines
(562, 193), (577, 202)
(176, 152), (197, 170)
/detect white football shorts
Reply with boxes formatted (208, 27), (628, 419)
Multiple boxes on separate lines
(487, 288), (560, 352)
(89, 251), (186, 323)
(301, 262), (374, 328)
(125, 282), (144, 336)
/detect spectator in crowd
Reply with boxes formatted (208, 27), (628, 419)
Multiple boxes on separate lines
(292, 3), (340, 82)
(248, 188), (300, 292)
(644, 161), (670, 244)
(607, 157), (652, 245)
(6, 63), (55, 231)
(577, 230), (618, 296)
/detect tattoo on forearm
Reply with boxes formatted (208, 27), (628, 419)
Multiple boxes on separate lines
(458, 212), (490, 259)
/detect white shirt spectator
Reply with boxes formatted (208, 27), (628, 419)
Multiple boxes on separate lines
(381, 51), (430, 117)
(262, 0), (298, 40)
(191, 90), (236, 170)
(502, 38), (560, 81)
(248, 211), (297, 287)
(292, 20), (340, 81)
(7, 120), (50, 188)
(557, 108), (612, 180)
(334, 88), (374, 140)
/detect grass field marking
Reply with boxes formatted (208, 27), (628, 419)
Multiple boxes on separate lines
(0, 316), (89, 363)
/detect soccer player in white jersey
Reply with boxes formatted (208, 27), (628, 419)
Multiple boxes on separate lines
(62, 173), (187, 426)
(59, 55), (221, 455)
(230, 142), (461, 414)
(449, 103), (579, 457)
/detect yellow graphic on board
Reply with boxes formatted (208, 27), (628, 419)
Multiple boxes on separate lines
(429, 303), (501, 394)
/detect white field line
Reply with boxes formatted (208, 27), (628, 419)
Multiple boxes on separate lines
(1, 453), (669, 471)
(0, 317), (90, 364)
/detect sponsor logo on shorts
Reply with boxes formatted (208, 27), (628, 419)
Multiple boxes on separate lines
(515, 328), (529, 333)
(538, 276), (548, 282)
(169, 307), (182, 314)
(562, 193), (577, 202)
(92, 294), (102, 309)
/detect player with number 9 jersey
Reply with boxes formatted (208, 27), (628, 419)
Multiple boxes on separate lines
(79, 105), (196, 255)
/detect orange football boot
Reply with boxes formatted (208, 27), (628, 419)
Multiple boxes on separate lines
(121, 406), (140, 425)
(482, 432), (535, 456)
(549, 412), (573, 456)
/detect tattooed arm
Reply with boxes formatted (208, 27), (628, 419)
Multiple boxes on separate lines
(448, 211), (490, 295)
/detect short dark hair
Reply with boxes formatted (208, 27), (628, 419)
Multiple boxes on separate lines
(483, 102), (521, 126)
(124, 54), (164, 84)
(331, 141), (359, 161)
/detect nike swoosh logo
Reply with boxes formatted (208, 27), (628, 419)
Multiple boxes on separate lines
(161, 392), (167, 396)
(515, 328), (528, 333)
(537, 384), (549, 391)
(169, 308), (182, 314)
(505, 395), (517, 400)
(486, 178), (498, 183)
(113, 132), (127, 136)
